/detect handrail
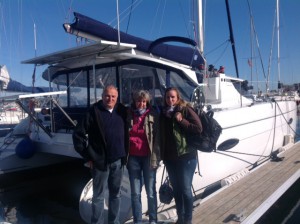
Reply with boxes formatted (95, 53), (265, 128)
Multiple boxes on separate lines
(15, 99), (53, 138)
(148, 36), (197, 53)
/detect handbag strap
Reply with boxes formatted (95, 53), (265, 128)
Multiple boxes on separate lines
(161, 165), (166, 186)
(196, 152), (202, 177)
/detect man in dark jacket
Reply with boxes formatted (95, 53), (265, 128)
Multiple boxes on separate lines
(73, 85), (128, 224)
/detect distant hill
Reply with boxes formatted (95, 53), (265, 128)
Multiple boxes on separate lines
(6, 79), (50, 93)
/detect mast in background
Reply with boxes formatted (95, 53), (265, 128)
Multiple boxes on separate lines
(116, 0), (121, 45)
(196, 0), (204, 54)
(276, 0), (281, 90)
(225, 0), (239, 78)
(32, 22), (37, 93)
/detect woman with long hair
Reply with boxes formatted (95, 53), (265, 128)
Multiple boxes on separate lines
(160, 87), (202, 224)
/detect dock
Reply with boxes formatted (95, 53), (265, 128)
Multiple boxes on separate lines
(192, 141), (300, 224)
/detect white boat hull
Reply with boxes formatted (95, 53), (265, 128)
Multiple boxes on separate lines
(3, 99), (296, 223)
(13, 13), (298, 222)
(76, 100), (297, 223)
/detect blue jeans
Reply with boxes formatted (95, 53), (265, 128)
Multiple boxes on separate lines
(91, 159), (123, 224)
(164, 158), (197, 223)
(127, 155), (157, 224)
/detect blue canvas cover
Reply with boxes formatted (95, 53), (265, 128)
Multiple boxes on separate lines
(64, 12), (205, 69)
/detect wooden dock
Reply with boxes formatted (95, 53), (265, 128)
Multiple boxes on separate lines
(192, 141), (300, 224)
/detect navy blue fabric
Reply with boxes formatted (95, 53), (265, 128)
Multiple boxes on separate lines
(99, 109), (126, 163)
(66, 12), (205, 69)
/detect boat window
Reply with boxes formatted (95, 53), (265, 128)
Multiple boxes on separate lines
(88, 67), (117, 104)
(119, 64), (156, 106)
(119, 64), (196, 106)
(232, 80), (243, 94)
(51, 63), (196, 109)
(69, 71), (88, 107)
(157, 69), (196, 101)
(52, 74), (68, 107)
(51, 71), (89, 108)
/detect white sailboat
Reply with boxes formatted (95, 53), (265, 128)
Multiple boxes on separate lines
(0, 65), (28, 131)
(0, 0), (297, 223)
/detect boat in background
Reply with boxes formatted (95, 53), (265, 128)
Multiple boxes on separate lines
(0, 66), (77, 179)
(1, 1), (298, 223)
(0, 63), (59, 132)
(0, 65), (27, 127)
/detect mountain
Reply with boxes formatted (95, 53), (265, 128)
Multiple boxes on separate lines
(6, 78), (49, 93)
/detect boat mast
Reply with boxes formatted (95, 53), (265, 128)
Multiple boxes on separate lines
(32, 22), (37, 93)
(276, 0), (281, 90)
(197, 0), (204, 53)
(225, 0), (239, 78)
(116, 0), (121, 45)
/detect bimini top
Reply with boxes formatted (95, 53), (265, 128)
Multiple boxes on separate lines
(62, 12), (205, 69)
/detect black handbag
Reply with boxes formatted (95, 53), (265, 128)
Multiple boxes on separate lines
(159, 167), (174, 204)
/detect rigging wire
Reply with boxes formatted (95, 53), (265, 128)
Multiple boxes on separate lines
(149, 0), (162, 39)
(177, 0), (191, 41)
(125, 0), (135, 33)
(157, 0), (167, 38)
(108, 0), (143, 29)
(64, 0), (74, 23)
(246, 0), (266, 86)
(204, 39), (230, 65)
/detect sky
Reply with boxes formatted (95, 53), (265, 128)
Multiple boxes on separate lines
(0, 0), (300, 92)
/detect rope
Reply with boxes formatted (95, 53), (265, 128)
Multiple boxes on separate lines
(274, 99), (299, 138)
(216, 100), (298, 166)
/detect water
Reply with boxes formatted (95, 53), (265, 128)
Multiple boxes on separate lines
(256, 112), (300, 224)
(256, 179), (300, 224)
(1, 113), (300, 224)
(0, 159), (91, 224)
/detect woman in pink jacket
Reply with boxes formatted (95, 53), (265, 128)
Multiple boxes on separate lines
(127, 90), (160, 224)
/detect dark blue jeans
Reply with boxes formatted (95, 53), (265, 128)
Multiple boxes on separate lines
(164, 158), (197, 223)
(127, 155), (157, 224)
(91, 159), (123, 224)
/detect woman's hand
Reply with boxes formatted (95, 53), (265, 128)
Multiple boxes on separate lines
(175, 112), (183, 122)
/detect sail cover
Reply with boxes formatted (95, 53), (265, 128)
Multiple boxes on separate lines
(64, 12), (205, 69)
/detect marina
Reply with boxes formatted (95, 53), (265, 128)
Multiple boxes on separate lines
(192, 141), (300, 224)
(0, 140), (300, 223)
(0, 1), (300, 223)
(0, 159), (89, 224)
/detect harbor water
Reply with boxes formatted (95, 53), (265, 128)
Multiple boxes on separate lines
(0, 159), (91, 224)
(0, 114), (300, 224)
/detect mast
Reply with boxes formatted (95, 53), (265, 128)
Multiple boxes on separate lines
(197, 0), (204, 53)
(116, 0), (121, 45)
(225, 0), (239, 78)
(277, 0), (281, 90)
(32, 22), (37, 93)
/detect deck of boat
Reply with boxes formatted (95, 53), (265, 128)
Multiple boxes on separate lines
(192, 141), (300, 224)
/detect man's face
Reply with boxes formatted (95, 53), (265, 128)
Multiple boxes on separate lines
(102, 88), (118, 109)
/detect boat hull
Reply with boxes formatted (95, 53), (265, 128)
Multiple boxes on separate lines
(77, 100), (297, 223)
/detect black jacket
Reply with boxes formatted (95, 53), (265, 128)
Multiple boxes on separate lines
(72, 101), (128, 170)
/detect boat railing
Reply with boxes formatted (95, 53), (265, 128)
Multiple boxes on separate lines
(51, 106), (87, 133)
(15, 98), (53, 138)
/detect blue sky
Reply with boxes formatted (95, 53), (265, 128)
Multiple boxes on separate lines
(1, 0), (299, 91)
